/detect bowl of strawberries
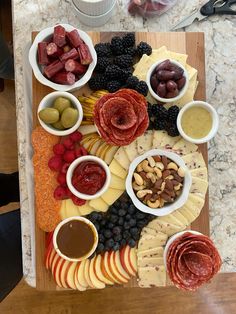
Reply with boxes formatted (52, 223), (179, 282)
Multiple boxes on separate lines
(29, 24), (97, 91)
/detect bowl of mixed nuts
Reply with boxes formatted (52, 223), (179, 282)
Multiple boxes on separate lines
(126, 149), (192, 216)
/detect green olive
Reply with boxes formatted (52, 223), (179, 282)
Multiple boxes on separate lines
(61, 108), (79, 128)
(52, 120), (65, 130)
(53, 97), (72, 114)
(39, 108), (59, 124)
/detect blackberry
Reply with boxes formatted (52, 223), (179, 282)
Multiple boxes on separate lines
(122, 33), (135, 48)
(106, 80), (122, 93)
(94, 42), (112, 57)
(167, 124), (180, 137)
(168, 105), (180, 122)
(119, 69), (132, 83)
(124, 46), (136, 57)
(135, 80), (148, 96)
(154, 119), (166, 130)
(96, 57), (111, 73)
(147, 102), (153, 116)
(152, 105), (168, 120)
(105, 65), (122, 79)
(148, 120), (154, 130)
(114, 54), (133, 69)
(88, 75), (108, 90)
(125, 75), (139, 89)
(137, 41), (152, 57)
(110, 36), (124, 55)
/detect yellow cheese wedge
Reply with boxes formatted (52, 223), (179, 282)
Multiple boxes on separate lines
(65, 198), (81, 217)
(101, 188), (124, 206)
(190, 177), (208, 198)
(123, 140), (138, 162)
(114, 147), (131, 170)
(60, 200), (68, 220)
(89, 197), (109, 212)
(110, 174), (125, 190)
(77, 203), (94, 216)
(172, 209), (189, 227)
(109, 159), (127, 179)
(104, 145), (119, 165)
(178, 206), (197, 224)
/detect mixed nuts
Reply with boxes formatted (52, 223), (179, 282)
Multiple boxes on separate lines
(132, 155), (185, 209)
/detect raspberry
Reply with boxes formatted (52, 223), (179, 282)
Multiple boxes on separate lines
(63, 150), (76, 163)
(63, 138), (74, 149)
(75, 146), (88, 157)
(54, 186), (67, 200)
(48, 156), (63, 172)
(57, 172), (67, 185)
(61, 162), (70, 174)
(71, 194), (86, 206)
(65, 187), (73, 198)
(53, 143), (65, 155)
(69, 131), (83, 143)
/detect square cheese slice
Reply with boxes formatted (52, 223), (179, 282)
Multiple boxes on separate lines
(184, 193), (205, 217)
(137, 247), (164, 258)
(101, 188), (124, 206)
(148, 218), (184, 236)
(137, 130), (153, 155)
(138, 256), (164, 267)
(123, 140), (139, 162)
(138, 266), (166, 287)
(182, 152), (206, 170)
(138, 236), (168, 251)
(159, 134), (181, 150)
(109, 159), (127, 179)
(172, 209), (189, 227)
(190, 167), (208, 181)
(172, 138), (198, 156)
(190, 177), (208, 198)
(89, 198), (109, 212)
(178, 206), (197, 224)
(114, 147), (130, 170)
(110, 174), (125, 190)
(152, 130), (168, 149)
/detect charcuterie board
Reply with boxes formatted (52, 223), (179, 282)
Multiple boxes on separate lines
(32, 31), (209, 291)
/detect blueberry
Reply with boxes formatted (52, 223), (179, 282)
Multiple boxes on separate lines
(123, 230), (130, 239)
(110, 214), (119, 223)
(118, 209), (126, 216)
(110, 206), (118, 214)
(129, 218), (136, 227)
(97, 243), (105, 253)
(126, 214), (131, 220)
(130, 227), (139, 236)
(100, 219), (106, 227)
(94, 222), (100, 231)
(133, 233), (140, 241)
(137, 220), (146, 228)
(136, 212), (146, 220)
(128, 205), (136, 214)
(90, 212), (99, 221)
(124, 221), (130, 230)
(120, 239), (127, 247)
(96, 213), (103, 221)
(99, 233), (105, 243)
(121, 203), (129, 210)
(113, 242), (120, 251)
(112, 226), (122, 235)
(108, 222), (114, 229)
(128, 238), (136, 248)
(104, 229), (112, 238)
(114, 234), (122, 242)
(105, 238), (114, 249)
(118, 217), (124, 226)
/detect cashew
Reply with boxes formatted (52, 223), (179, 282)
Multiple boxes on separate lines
(147, 156), (156, 168)
(167, 162), (178, 171)
(155, 162), (164, 171)
(159, 198), (165, 207)
(132, 182), (145, 191)
(136, 163), (143, 172)
(174, 183), (182, 191)
(166, 175), (174, 180)
(137, 189), (153, 199)
(146, 172), (156, 184)
(153, 167), (162, 178)
(178, 167), (185, 177)
(133, 173), (144, 186)
(142, 160), (154, 173)
(161, 182), (166, 192)
(147, 199), (160, 208)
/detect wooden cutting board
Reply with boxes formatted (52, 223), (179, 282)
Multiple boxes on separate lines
(32, 32), (209, 291)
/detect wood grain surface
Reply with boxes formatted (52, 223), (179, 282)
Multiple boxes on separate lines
(32, 32), (209, 291)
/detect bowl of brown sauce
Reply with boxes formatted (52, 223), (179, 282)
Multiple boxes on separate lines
(53, 216), (98, 261)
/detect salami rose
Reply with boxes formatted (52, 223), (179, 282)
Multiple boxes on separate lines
(93, 89), (149, 146)
(166, 232), (222, 291)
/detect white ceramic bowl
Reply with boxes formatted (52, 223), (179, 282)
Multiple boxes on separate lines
(66, 155), (111, 200)
(72, 0), (116, 27)
(126, 149), (192, 217)
(53, 216), (98, 262)
(146, 59), (189, 103)
(72, 0), (116, 16)
(163, 230), (202, 268)
(37, 91), (83, 136)
(177, 101), (219, 144)
(28, 24), (97, 92)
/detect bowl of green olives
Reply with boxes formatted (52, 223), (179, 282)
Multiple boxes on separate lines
(38, 91), (83, 136)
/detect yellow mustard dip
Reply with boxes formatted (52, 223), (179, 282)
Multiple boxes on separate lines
(181, 106), (212, 139)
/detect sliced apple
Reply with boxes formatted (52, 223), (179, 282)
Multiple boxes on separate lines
(113, 251), (130, 281)
(74, 262), (87, 291)
(94, 255), (114, 285)
(60, 260), (71, 289)
(129, 247), (137, 274)
(45, 241), (54, 269)
(78, 125), (97, 135)
(102, 252), (120, 284)
(84, 259), (94, 288)
(109, 251), (129, 283)
(48, 248), (57, 271)
(51, 253), (61, 279)
(66, 261), (78, 290)
(89, 256), (106, 289)
(76, 259), (88, 288)
(89, 139), (103, 155)
(53, 256), (64, 288)
(120, 246), (136, 277)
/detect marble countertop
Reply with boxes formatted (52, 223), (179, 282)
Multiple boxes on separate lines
(12, 0), (236, 287)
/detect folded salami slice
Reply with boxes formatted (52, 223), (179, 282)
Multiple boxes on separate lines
(166, 232), (222, 291)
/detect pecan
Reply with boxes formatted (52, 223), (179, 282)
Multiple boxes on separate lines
(139, 171), (147, 180)
(160, 192), (173, 202)
(153, 155), (161, 162)
(165, 179), (173, 190)
(161, 156), (168, 169)
(173, 173), (184, 182)
(154, 179), (162, 189)
(144, 193), (152, 202)
(162, 169), (171, 179)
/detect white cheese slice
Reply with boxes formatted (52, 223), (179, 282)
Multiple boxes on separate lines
(178, 206), (196, 224)
(137, 130), (153, 155)
(141, 227), (163, 237)
(137, 247), (164, 258)
(114, 147), (131, 171)
(60, 200), (67, 220)
(138, 256), (164, 267)
(190, 167), (208, 181)
(172, 209), (189, 227)
(158, 213), (186, 228)
(152, 130), (168, 149)
(138, 266), (166, 287)
(172, 138), (198, 156)
(148, 218), (184, 236)
(159, 135), (181, 150)
(65, 198), (81, 217)
(182, 152), (206, 170)
(184, 193), (205, 217)
(138, 236), (168, 251)
(190, 177), (208, 198)
(123, 140), (139, 162)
